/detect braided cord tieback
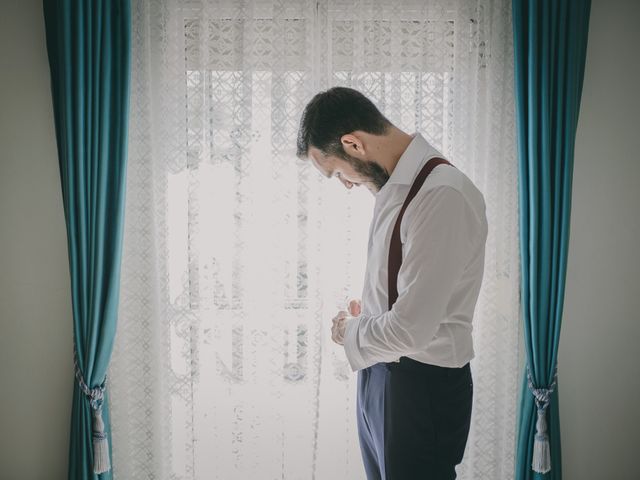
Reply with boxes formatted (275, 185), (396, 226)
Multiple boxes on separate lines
(73, 344), (110, 474)
(527, 365), (558, 474)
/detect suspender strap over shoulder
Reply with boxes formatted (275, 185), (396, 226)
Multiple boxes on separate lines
(387, 157), (454, 311)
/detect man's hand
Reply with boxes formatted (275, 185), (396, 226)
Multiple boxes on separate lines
(331, 311), (348, 345)
(331, 298), (362, 345)
(348, 298), (361, 316)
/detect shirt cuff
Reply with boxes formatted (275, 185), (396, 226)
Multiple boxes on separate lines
(343, 314), (367, 372)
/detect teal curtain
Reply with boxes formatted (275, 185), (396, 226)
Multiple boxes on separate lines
(42, 0), (131, 478)
(512, 0), (591, 478)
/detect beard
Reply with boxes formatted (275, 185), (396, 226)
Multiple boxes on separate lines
(340, 152), (390, 192)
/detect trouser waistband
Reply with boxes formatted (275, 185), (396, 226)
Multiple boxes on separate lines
(380, 356), (471, 377)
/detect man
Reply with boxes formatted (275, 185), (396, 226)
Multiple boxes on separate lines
(296, 86), (488, 480)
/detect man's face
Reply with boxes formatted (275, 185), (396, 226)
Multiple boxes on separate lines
(307, 146), (390, 194)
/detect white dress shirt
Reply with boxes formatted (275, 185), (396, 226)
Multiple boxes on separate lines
(343, 132), (488, 372)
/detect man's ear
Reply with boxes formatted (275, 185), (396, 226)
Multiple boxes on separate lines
(340, 133), (365, 158)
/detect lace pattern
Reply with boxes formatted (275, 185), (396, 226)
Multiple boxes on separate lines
(109, 1), (520, 478)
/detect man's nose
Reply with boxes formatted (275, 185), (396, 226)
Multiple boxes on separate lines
(339, 177), (353, 189)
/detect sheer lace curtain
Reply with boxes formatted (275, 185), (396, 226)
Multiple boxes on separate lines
(109, 0), (520, 478)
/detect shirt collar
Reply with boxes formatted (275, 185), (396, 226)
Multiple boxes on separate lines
(377, 132), (436, 195)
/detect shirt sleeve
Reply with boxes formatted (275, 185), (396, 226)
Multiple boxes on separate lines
(343, 185), (478, 372)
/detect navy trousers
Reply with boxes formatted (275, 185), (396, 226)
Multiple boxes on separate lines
(356, 358), (473, 480)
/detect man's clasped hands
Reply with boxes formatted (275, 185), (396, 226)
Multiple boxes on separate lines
(331, 298), (361, 346)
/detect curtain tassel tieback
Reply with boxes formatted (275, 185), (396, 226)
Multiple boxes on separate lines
(73, 344), (111, 474)
(527, 366), (558, 474)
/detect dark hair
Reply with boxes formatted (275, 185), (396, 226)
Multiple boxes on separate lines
(296, 87), (392, 160)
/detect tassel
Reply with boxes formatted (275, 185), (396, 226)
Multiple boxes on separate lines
(73, 344), (111, 474)
(92, 408), (111, 474)
(526, 365), (558, 474)
(532, 407), (551, 473)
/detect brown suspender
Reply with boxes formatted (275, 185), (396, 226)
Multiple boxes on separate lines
(387, 157), (455, 311)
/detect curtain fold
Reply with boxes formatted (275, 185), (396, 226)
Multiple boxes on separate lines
(512, 0), (591, 478)
(42, 0), (131, 478)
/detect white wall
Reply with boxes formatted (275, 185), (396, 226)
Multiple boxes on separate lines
(0, 0), (638, 479)
(558, 0), (640, 479)
(0, 1), (72, 479)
